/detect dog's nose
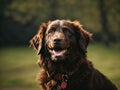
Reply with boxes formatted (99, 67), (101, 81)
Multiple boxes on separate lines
(54, 38), (61, 43)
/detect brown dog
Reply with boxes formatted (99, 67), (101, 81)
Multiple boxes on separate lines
(30, 20), (117, 90)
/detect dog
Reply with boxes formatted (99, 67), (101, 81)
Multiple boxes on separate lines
(30, 20), (118, 90)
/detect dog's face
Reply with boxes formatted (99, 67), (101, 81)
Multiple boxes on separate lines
(45, 20), (78, 62)
(30, 20), (92, 63)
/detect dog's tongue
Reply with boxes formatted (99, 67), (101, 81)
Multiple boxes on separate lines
(53, 50), (66, 56)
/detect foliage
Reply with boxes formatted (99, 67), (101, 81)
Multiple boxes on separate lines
(0, 0), (120, 46)
(4, 0), (119, 32)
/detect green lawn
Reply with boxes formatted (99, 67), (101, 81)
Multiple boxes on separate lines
(88, 44), (120, 89)
(0, 44), (120, 90)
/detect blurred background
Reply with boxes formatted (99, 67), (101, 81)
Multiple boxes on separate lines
(0, 0), (120, 90)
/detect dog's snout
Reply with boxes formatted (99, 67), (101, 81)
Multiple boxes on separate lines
(53, 32), (64, 44)
(54, 38), (62, 43)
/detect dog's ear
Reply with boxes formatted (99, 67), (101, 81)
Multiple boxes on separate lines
(30, 23), (47, 55)
(79, 28), (92, 53)
(72, 21), (92, 53)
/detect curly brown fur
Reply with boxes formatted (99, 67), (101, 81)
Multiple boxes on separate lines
(30, 20), (117, 90)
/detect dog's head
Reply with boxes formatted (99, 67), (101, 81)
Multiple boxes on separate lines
(30, 20), (92, 62)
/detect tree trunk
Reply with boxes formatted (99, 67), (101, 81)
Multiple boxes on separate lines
(98, 0), (110, 46)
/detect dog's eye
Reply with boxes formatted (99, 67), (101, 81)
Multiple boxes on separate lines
(63, 28), (73, 35)
(63, 28), (69, 32)
(48, 29), (55, 34)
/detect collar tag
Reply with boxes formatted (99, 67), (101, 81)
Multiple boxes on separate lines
(61, 81), (67, 89)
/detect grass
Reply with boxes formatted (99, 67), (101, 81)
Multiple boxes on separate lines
(0, 47), (40, 90)
(0, 44), (120, 90)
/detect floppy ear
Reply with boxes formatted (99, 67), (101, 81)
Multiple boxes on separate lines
(72, 21), (92, 53)
(30, 23), (47, 55)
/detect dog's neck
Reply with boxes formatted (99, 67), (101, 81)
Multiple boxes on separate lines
(46, 56), (90, 79)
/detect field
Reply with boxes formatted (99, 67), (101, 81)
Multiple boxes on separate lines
(0, 44), (120, 90)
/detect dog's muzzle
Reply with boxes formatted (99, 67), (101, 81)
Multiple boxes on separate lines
(48, 37), (67, 62)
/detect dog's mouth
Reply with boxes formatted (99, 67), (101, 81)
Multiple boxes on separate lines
(49, 47), (67, 56)
(48, 46), (67, 61)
